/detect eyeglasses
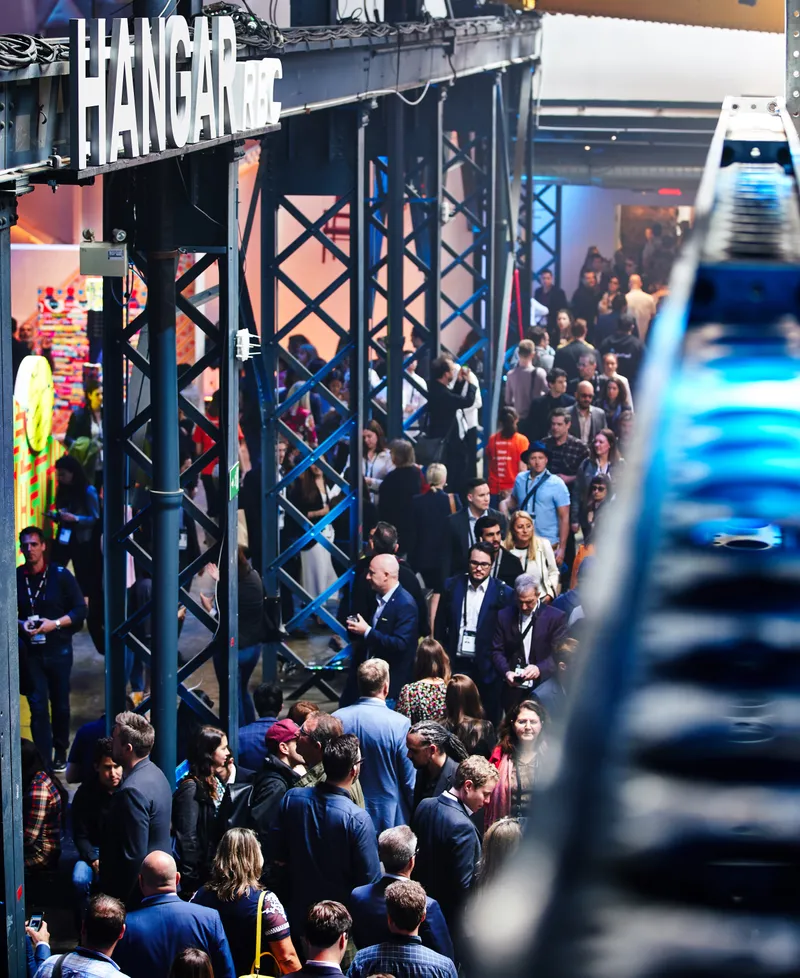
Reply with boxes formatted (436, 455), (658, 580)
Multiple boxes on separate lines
(591, 485), (607, 493)
(469, 560), (492, 569)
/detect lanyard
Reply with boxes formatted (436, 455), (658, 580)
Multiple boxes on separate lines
(364, 455), (376, 480)
(462, 582), (483, 628)
(25, 567), (49, 615)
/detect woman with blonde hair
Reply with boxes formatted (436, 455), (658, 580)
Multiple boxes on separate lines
(193, 827), (301, 976)
(396, 637), (452, 724)
(504, 510), (560, 601)
(410, 462), (461, 629)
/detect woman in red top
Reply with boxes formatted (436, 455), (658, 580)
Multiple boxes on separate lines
(486, 407), (529, 508)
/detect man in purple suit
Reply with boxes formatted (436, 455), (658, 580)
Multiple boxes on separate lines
(491, 573), (568, 713)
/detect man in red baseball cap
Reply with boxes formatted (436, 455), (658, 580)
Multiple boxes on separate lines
(251, 718), (307, 847)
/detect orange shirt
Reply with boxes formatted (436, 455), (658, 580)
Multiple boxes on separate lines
(487, 432), (529, 494)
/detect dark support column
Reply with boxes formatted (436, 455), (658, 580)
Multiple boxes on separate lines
(386, 98), (405, 440)
(216, 149), (241, 753)
(520, 77), (535, 326)
(426, 89), (445, 360)
(482, 75), (500, 443)
(350, 110), (369, 551)
(103, 173), (129, 724)
(140, 160), (180, 784)
(0, 192), (26, 978)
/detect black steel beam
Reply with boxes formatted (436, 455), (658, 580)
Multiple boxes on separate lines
(1, 16), (540, 183)
(0, 191), (26, 978)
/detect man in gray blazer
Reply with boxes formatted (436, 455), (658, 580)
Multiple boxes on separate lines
(569, 382), (607, 444)
(334, 658), (416, 833)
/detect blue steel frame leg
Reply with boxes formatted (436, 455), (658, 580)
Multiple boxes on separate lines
(386, 98), (406, 441)
(0, 192), (26, 978)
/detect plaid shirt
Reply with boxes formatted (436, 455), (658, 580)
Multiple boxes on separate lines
(24, 771), (62, 869)
(348, 936), (457, 978)
(542, 434), (590, 477)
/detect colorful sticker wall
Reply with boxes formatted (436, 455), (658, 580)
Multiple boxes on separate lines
(13, 401), (64, 566)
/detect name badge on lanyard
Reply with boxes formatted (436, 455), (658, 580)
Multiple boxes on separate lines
(459, 630), (477, 657)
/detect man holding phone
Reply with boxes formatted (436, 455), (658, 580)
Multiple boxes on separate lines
(16, 525), (86, 773)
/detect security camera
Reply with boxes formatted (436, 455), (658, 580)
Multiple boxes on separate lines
(112, 228), (128, 243)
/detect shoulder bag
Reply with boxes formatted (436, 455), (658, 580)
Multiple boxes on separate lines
(414, 416), (457, 468)
(519, 471), (551, 513)
(240, 890), (280, 978)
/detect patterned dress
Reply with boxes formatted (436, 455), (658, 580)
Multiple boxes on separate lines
(396, 680), (448, 724)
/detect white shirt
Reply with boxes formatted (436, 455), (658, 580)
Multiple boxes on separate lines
(519, 601), (540, 664)
(403, 372), (427, 429)
(458, 578), (488, 651)
(365, 582), (400, 637)
(448, 367), (481, 437)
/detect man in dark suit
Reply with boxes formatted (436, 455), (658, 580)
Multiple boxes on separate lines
(427, 355), (478, 498)
(475, 515), (524, 589)
(113, 851), (235, 978)
(342, 554), (420, 707)
(446, 477), (506, 579)
(568, 382), (607, 445)
(271, 735), (381, 937)
(338, 522), (428, 640)
(520, 368), (575, 443)
(349, 825), (454, 959)
(412, 756), (498, 931)
(553, 319), (597, 384)
(435, 542), (513, 722)
(534, 269), (568, 347)
(291, 901), (352, 978)
(100, 712), (172, 906)
(491, 573), (568, 713)
(406, 721), (468, 813)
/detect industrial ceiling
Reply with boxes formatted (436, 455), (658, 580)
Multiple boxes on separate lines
(535, 0), (783, 33)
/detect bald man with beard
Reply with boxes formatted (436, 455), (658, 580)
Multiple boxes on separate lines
(341, 554), (420, 707)
(113, 852), (235, 978)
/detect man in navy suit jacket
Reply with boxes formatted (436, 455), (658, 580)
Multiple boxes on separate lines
(100, 712), (172, 906)
(445, 477), (507, 578)
(491, 573), (568, 713)
(412, 756), (498, 932)
(349, 825), (454, 960)
(342, 554), (420, 707)
(291, 900), (353, 978)
(334, 658), (416, 833)
(434, 544), (513, 722)
(113, 851), (235, 978)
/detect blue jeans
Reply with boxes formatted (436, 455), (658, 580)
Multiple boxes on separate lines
(72, 849), (98, 922)
(26, 645), (73, 762)
(213, 644), (261, 726)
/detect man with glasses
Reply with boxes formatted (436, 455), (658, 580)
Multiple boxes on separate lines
(434, 543), (513, 724)
(272, 734), (380, 940)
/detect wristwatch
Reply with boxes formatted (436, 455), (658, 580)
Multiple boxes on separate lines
(55, 619), (62, 630)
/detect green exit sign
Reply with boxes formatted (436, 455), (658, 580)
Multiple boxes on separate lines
(229, 461), (240, 500)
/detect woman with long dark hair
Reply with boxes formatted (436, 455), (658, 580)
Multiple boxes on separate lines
(396, 638), (451, 724)
(409, 462), (459, 629)
(362, 420), (394, 505)
(571, 428), (625, 534)
(377, 440), (423, 558)
(444, 675), (496, 759)
(475, 817), (523, 888)
(193, 828), (301, 977)
(49, 454), (100, 599)
(172, 727), (233, 897)
(601, 378), (632, 434)
(486, 699), (547, 827)
(21, 738), (66, 872)
(554, 309), (574, 348)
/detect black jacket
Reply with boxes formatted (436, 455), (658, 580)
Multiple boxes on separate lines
(238, 565), (267, 649)
(71, 776), (116, 864)
(534, 285), (568, 342)
(492, 549), (525, 589)
(427, 378), (477, 438)
(100, 756), (173, 905)
(172, 776), (223, 896)
(251, 756), (302, 850)
(570, 284), (601, 327)
(446, 507), (507, 580)
(520, 392), (575, 443)
(599, 332), (645, 392)
(553, 340), (598, 384)
(377, 466), (424, 559)
(413, 756), (459, 812)
(17, 563), (87, 654)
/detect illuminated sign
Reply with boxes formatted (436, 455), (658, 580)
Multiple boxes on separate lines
(14, 356), (55, 455)
(69, 16), (282, 169)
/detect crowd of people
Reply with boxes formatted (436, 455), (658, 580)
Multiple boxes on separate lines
(14, 235), (663, 978)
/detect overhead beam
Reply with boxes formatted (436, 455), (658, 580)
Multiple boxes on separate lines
(535, 0), (783, 33)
